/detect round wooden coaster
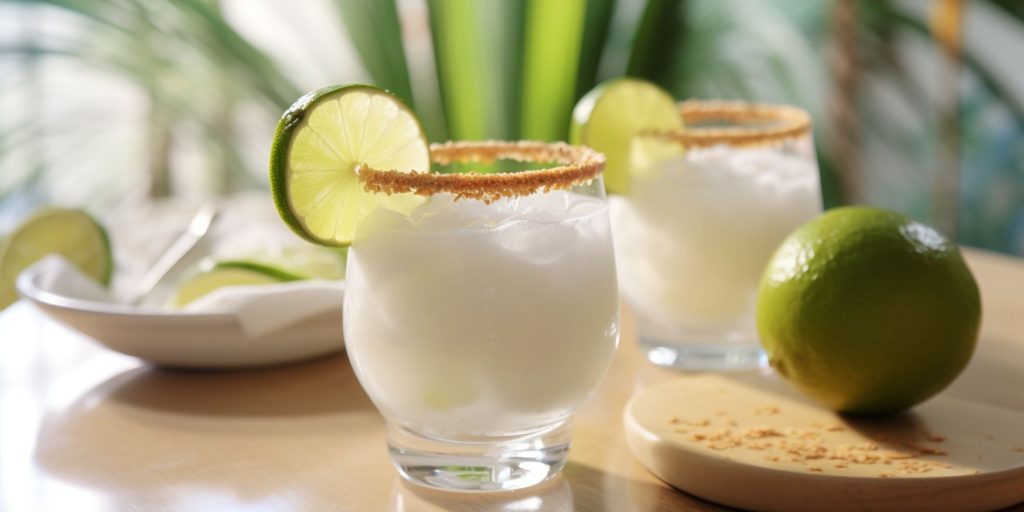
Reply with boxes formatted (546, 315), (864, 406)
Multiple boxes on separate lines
(624, 373), (1024, 512)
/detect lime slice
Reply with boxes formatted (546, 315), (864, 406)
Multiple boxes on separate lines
(212, 260), (305, 282)
(173, 264), (293, 308)
(570, 79), (684, 194)
(0, 208), (113, 309)
(175, 245), (346, 309)
(270, 84), (431, 247)
(219, 245), (346, 281)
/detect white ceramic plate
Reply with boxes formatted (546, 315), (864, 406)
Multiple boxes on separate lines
(17, 261), (345, 369)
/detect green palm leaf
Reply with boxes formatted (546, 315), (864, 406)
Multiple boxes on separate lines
(575, 0), (616, 98)
(626, 0), (685, 84)
(427, 0), (523, 141)
(330, 0), (415, 108)
(520, 0), (586, 141)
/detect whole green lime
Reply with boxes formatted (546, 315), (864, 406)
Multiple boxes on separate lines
(756, 206), (981, 415)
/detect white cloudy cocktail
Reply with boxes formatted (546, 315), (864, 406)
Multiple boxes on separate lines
(610, 101), (821, 370)
(347, 191), (618, 436)
(344, 141), (618, 491)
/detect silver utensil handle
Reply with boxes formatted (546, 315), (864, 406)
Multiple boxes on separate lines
(129, 201), (220, 305)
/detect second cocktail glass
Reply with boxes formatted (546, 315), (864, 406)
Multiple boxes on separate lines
(610, 100), (822, 371)
(344, 141), (619, 492)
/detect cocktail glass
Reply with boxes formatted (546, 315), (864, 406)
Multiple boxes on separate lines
(610, 101), (822, 371)
(344, 141), (619, 491)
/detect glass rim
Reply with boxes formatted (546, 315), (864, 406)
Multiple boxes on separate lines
(358, 140), (605, 203)
(640, 100), (812, 148)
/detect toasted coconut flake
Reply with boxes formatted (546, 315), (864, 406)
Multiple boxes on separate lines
(358, 140), (605, 202)
(670, 409), (967, 475)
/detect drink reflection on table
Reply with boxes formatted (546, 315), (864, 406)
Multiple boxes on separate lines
(390, 476), (573, 512)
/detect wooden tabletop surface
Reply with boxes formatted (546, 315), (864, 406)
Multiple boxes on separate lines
(2, 248), (1023, 512)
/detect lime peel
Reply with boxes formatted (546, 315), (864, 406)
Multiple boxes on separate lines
(212, 260), (304, 282)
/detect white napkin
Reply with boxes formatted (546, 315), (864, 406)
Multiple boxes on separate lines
(23, 255), (345, 338)
(29, 255), (117, 304)
(181, 279), (344, 337)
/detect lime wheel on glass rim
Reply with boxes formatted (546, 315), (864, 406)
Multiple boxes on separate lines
(571, 78), (683, 194)
(269, 84), (431, 247)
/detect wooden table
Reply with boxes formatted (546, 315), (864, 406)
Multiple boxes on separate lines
(2, 249), (1023, 511)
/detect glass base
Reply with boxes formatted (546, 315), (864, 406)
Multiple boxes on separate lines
(639, 337), (767, 372)
(633, 310), (768, 371)
(387, 421), (571, 492)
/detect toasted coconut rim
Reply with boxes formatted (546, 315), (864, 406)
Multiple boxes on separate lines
(358, 140), (605, 202)
(642, 100), (812, 148)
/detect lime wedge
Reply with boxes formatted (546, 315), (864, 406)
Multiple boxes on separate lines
(570, 79), (684, 194)
(174, 245), (345, 308)
(173, 264), (293, 308)
(270, 84), (431, 247)
(0, 208), (113, 309)
(212, 261), (305, 282)
(219, 245), (346, 281)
